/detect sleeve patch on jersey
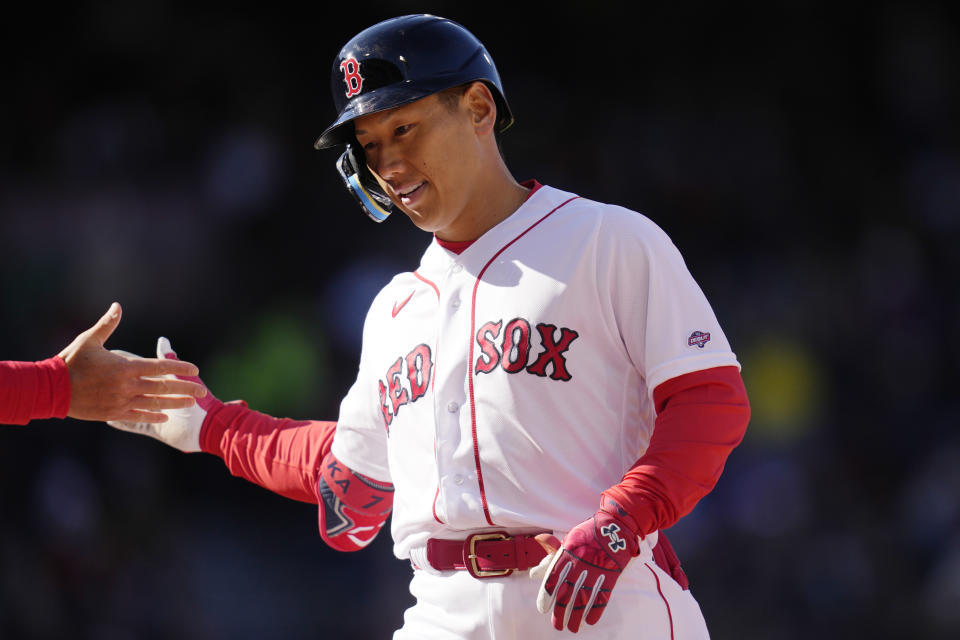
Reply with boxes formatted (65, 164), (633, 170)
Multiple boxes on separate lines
(687, 331), (711, 349)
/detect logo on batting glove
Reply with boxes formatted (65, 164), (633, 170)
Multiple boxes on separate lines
(536, 508), (640, 632)
(600, 523), (627, 552)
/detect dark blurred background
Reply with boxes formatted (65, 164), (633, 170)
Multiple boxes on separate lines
(1, 1), (958, 638)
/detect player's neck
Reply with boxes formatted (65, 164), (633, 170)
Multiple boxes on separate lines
(435, 161), (529, 243)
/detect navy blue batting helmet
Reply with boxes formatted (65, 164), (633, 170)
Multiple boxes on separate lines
(314, 14), (513, 150)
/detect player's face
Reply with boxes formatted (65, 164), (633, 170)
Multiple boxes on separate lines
(353, 91), (485, 239)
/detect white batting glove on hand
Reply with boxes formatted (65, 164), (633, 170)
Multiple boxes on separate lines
(107, 337), (217, 453)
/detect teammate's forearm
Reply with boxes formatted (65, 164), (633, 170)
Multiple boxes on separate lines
(0, 357), (71, 425)
(602, 365), (750, 536)
(201, 401), (337, 504)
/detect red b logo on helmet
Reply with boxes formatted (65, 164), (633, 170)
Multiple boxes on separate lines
(340, 57), (364, 98)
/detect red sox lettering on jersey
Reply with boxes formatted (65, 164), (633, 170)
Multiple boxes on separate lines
(377, 344), (433, 431)
(378, 320), (579, 431)
(474, 319), (579, 380)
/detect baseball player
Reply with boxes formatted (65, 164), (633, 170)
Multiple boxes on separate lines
(108, 15), (750, 639)
(0, 302), (204, 426)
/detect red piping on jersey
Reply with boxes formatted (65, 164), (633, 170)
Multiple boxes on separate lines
(413, 270), (440, 301)
(466, 194), (580, 525)
(646, 563), (675, 640)
(431, 436), (444, 524)
(416, 269), (445, 524)
(414, 270), (442, 393)
(432, 485), (443, 524)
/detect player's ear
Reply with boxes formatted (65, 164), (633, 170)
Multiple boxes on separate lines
(463, 81), (497, 136)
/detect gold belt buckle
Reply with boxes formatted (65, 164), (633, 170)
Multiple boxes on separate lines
(466, 532), (512, 578)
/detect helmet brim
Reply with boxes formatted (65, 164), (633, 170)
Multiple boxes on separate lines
(314, 83), (436, 149)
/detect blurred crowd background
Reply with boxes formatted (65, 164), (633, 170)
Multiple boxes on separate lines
(1, 1), (958, 638)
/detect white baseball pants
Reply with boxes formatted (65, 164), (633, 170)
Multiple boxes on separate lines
(393, 551), (710, 639)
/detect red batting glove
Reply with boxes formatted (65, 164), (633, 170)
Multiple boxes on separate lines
(536, 496), (641, 632)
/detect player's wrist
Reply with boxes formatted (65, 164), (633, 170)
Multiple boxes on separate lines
(197, 396), (243, 454)
(41, 356), (71, 419)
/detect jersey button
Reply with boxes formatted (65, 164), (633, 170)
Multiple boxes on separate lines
(451, 298), (461, 309)
(454, 475), (465, 485)
(447, 401), (459, 413)
(452, 263), (463, 273)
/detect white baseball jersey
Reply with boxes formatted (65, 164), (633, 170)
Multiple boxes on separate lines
(331, 183), (740, 560)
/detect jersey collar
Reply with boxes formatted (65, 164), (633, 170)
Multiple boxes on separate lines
(418, 183), (579, 278)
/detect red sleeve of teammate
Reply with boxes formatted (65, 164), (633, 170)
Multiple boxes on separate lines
(200, 403), (394, 551)
(602, 365), (750, 537)
(0, 357), (71, 425)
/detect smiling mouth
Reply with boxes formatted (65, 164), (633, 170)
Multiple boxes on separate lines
(398, 182), (426, 206)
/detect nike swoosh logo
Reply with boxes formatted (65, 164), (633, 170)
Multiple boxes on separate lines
(392, 290), (415, 318)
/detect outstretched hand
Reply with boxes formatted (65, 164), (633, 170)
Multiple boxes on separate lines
(106, 336), (219, 453)
(57, 302), (206, 423)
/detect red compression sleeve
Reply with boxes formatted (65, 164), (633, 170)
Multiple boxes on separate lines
(602, 365), (750, 537)
(0, 357), (71, 425)
(200, 401), (337, 504)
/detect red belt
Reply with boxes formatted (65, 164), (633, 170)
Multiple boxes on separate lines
(424, 530), (691, 590)
(425, 531), (549, 579)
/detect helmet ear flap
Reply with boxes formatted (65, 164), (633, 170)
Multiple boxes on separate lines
(335, 143), (395, 222)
